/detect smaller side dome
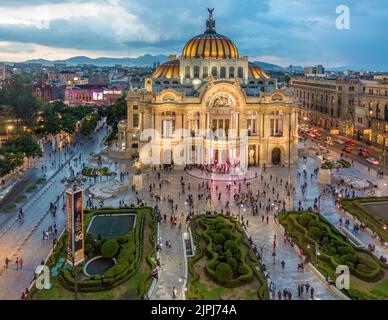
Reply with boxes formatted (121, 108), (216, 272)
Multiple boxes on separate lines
(152, 60), (180, 79)
(248, 62), (270, 80)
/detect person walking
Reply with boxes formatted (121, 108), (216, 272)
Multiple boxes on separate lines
(172, 286), (177, 299)
(15, 257), (19, 271)
(4, 257), (10, 269)
(19, 257), (24, 270)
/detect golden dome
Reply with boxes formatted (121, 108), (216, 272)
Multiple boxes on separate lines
(152, 59), (180, 79)
(182, 9), (238, 59)
(248, 62), (270, 80)
(182, 32), (239, 59)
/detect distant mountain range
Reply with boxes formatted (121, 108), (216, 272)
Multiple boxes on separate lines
(20, 55), (364, 72)
(24, 54), (168, 67)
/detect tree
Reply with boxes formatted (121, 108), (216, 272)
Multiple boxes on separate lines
(0, 153), (23, 177)
(2, 130), (42, 159)
(60, 113), (77, 134)
(81, 113), (98, 136)
(1, 77), (41, 125)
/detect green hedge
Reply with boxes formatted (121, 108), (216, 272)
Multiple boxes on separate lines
(189, 214), (268, 299)
(279, 211), (385, 299)
(57, 207), (153, 293)
(341, 197), (388, 242)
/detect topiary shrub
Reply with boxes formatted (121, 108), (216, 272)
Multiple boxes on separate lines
(215, 262), (233, 282)
(308, 219), (320, 229)
(308, 226), (322, 241)
(220, 228), (233, 240)
(238, 264), (250, 276)
(214, 233), (226, 245)
(227, 257), (238, 272)
(101, 239), (119, 258)
(298, 212), (313, 228)
(224, 240), (238, 254)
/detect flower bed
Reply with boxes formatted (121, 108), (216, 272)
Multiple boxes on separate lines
(82, 167), (111, 177)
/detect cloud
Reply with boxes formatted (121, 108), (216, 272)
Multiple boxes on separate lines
(0, 0), (387, 69)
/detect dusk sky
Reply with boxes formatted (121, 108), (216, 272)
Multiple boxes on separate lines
(0, 0), (387, 70)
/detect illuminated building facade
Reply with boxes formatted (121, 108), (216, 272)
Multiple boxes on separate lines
(115, 10), (299, 168)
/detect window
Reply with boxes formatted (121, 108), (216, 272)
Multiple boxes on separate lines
(133, 114), (139, 128)
(162, 120), (174, 138)
(270, 118), (283, 136)
(203, 66), (208, 78)
(185, 66), (190, 78)
(211, 66), (217, 77)
(194, 66), (200, 78)
(133, 105), (139, 110)
(238, 67), (243, 78)
(220, 66), (226, 78)
(229, 67), (235, 78)
(247, 119), (257, 135)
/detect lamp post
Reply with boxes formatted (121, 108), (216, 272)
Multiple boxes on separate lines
(6, 125), (14, 139)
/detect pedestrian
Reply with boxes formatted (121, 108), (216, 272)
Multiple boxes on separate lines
(19, 257), (23, 270)
(281, 260), (285, 270)
(172, 286), (177, 299)
(15, 257), (19, 271)
(4, 257), (10, 269)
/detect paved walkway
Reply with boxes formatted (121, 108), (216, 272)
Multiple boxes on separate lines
(0, 127), (108, 300)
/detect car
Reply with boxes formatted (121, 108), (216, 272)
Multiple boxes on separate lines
(345, 140), (355, 146)
(366, 157), (380, 165)
(343, 145), (353, 153)
(335, 139), (346, 145)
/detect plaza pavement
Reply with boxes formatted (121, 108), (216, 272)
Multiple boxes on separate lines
(0, 127), (108, 300)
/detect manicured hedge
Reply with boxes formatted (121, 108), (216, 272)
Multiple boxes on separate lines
(341, 197), (388, 242)
(188, 214), (269, 300)
(279, 211), (385, 299)
(57, 207), (155, 293)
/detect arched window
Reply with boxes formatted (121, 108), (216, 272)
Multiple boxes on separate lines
(163, 81), (169, 85)
(203, 66), (208, 78)
(220, 66), (226, 78)
(185, 66), (190, 78)
(155, 81), (161, 85)
(229, 67), (235, 78)
(238, 67), (243, 78)
(194, 66), (200, 78)
(211, 66), (218, 77)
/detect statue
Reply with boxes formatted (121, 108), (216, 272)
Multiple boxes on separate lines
(134, 159), (142, 175)
(206, 8), (216, 31)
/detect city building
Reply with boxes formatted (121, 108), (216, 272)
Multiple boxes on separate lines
(88, 73), (110, 86)
(358, 80), (388, 147)
(304, 65), (325, 77)
(64, 86), (123, 106)
(291, 77), (363, 137)
(115, 10), (299, 168)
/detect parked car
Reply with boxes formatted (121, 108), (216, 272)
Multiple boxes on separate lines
(366, 157), (380, 165)
(345, 140), (355, 146)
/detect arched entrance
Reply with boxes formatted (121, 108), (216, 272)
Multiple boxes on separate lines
(271, 148), (281, 165)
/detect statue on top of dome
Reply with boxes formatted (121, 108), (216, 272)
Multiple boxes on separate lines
(206, 8), (216, 31)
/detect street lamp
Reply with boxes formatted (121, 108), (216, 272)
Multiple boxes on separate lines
(6, 125), (14, 139)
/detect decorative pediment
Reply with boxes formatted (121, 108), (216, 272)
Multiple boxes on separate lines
(212, 95), (231, 108)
